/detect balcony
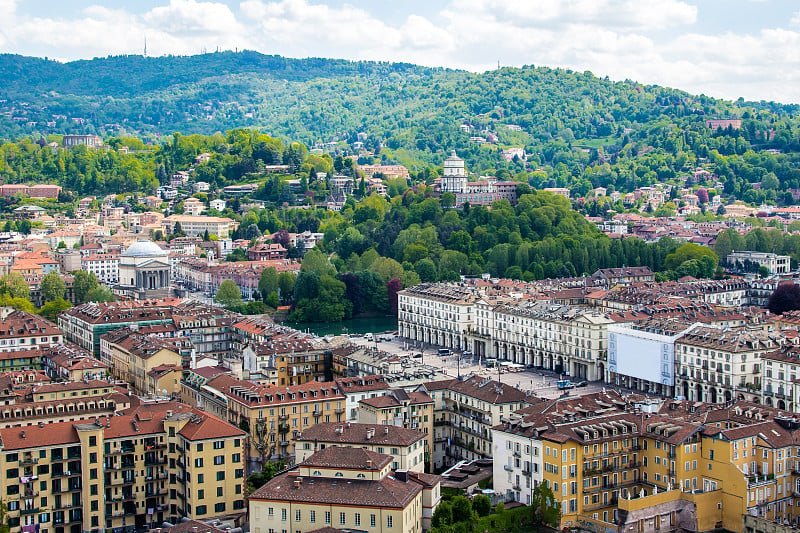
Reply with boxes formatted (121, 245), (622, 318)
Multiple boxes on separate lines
(278, 424), (290, 434)
(335, 408), (345, 414)
(19, 457), (38, 467)
(20, 508), (40, 516)
(503, 465), (513, 472)
(522, 469), (532, 477)
(280, 441), (290, 447)
(278, 413), (289, 420)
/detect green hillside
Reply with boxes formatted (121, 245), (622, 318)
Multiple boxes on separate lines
(0, 51), (799, 205)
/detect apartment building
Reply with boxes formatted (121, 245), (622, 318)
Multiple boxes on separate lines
(0, 402), (247, 533)
(761, 344), (800, 411)
(80, 254), (120, 285)
(0, 310), (64, 353)
(240, 330), (330, 387)
(182, 373), (345, 463)
(428, 377), (532, 470)
(249, 447), (440, 533)
(335, 375), (390, 421)
(99, 329), (188, 395)
(296, 422), (427, 472)
(162, 215), (238, 239)
(59, 300), (179, 354)
(674, 326), (780, 404)
(0, 379), (133, 429)
(40, 344), (110, 382)
(490, 301), (615, 381)
(358, 388), (434, 470)
(398, 283), (480, 352)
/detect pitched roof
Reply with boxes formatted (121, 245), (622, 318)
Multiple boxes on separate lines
(300, 446), (392, 471)
(297, 422), (425, 447)
(250, 470), (421, 509)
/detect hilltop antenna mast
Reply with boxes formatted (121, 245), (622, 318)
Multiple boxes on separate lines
(144, 36), (147, 58)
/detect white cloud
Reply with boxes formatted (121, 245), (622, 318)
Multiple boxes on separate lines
(0, 0), (797, 103)
(144, 0), (241, 35)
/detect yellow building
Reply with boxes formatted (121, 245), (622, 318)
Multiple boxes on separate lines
(184, 373), (345, 463)
(249, 447), (441, 533)
(0, 401), (247, 533)
(493, 392), (800, 533)
(0, 379), (133, 430)
(147, 364), (183, 399)
(100, 330), (186, 396)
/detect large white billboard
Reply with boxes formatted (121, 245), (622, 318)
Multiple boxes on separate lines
(608, 325), (676, 386)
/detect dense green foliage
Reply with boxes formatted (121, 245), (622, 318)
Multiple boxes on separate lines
(1, 52), (799, 207)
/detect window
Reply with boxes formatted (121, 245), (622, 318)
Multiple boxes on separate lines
(197, 443), (204, 452)
(217, 471), (225, 481)
(214, 503), (226, 513)
(295, 510), (301, 522)
(340, 512), (346, 525)
(195, 458), (203, 468)
(310, 511), (316, 523)
(325, 512), (331, 524)
(354, 513), (361, 527)
(214, 440), (225, 449)
(370, 515), (376, 527)
(387, 516), (393, 528)
(281, 509), (287, 521)
(214, 455), (225, 465)
(217, 487), (223, 497)
(198, 490), (205, 500)
(196, 506), (207, 515)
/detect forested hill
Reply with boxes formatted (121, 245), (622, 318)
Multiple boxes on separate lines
(0, 52), (433, 97)
(0, 51), (798, 172)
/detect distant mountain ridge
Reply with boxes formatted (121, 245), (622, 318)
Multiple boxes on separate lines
(0, 51), (797, 172)
(0, 51), (436, 98)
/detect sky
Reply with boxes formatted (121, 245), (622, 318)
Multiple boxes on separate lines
(1, 0), (799, 104)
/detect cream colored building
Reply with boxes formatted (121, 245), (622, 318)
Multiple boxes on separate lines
(296, 422), (428, 473)
(249, 447), (440, 533)
(675, 325), (779, 404)
(162, 215), (238, 239)
(427, 377), (532, 470)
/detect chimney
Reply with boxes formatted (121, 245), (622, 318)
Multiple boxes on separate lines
(20, 430), (26, 439)
(294, 477), (303, 488)
(366, 459), (372, 469)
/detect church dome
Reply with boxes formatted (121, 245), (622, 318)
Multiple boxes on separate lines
(121, 239), (166, 258)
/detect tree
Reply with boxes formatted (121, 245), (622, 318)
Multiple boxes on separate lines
(259, 266), (279, 299)
(0, 500), (9, 533)
(18, 219), (31, 235)
(431, 501), (453, 528)
(301, 249), (336, 277)
(665, 243), (718, 271)
(38, 297), (72, 322)
(450, 495), (477, 523)
(768, 283), (800, 315)
(73, 270), (100, 303)
(277, 271), (296, 303)
(215, 280), (243, 308)
(415, 258), (437, 282)
(0, 272), (30, 299)
(85, 286), (116, 303)
(387, 278), (402, 314)
(531, 483), (561, 528)
(471, 494), (491, 517)
(696, 188), (709, 204)
(40, 271), (66, 302)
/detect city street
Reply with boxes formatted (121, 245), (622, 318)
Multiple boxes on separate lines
(348, 335), (613, 400)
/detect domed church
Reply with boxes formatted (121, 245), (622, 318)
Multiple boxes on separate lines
(115, 239), (172, 300)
